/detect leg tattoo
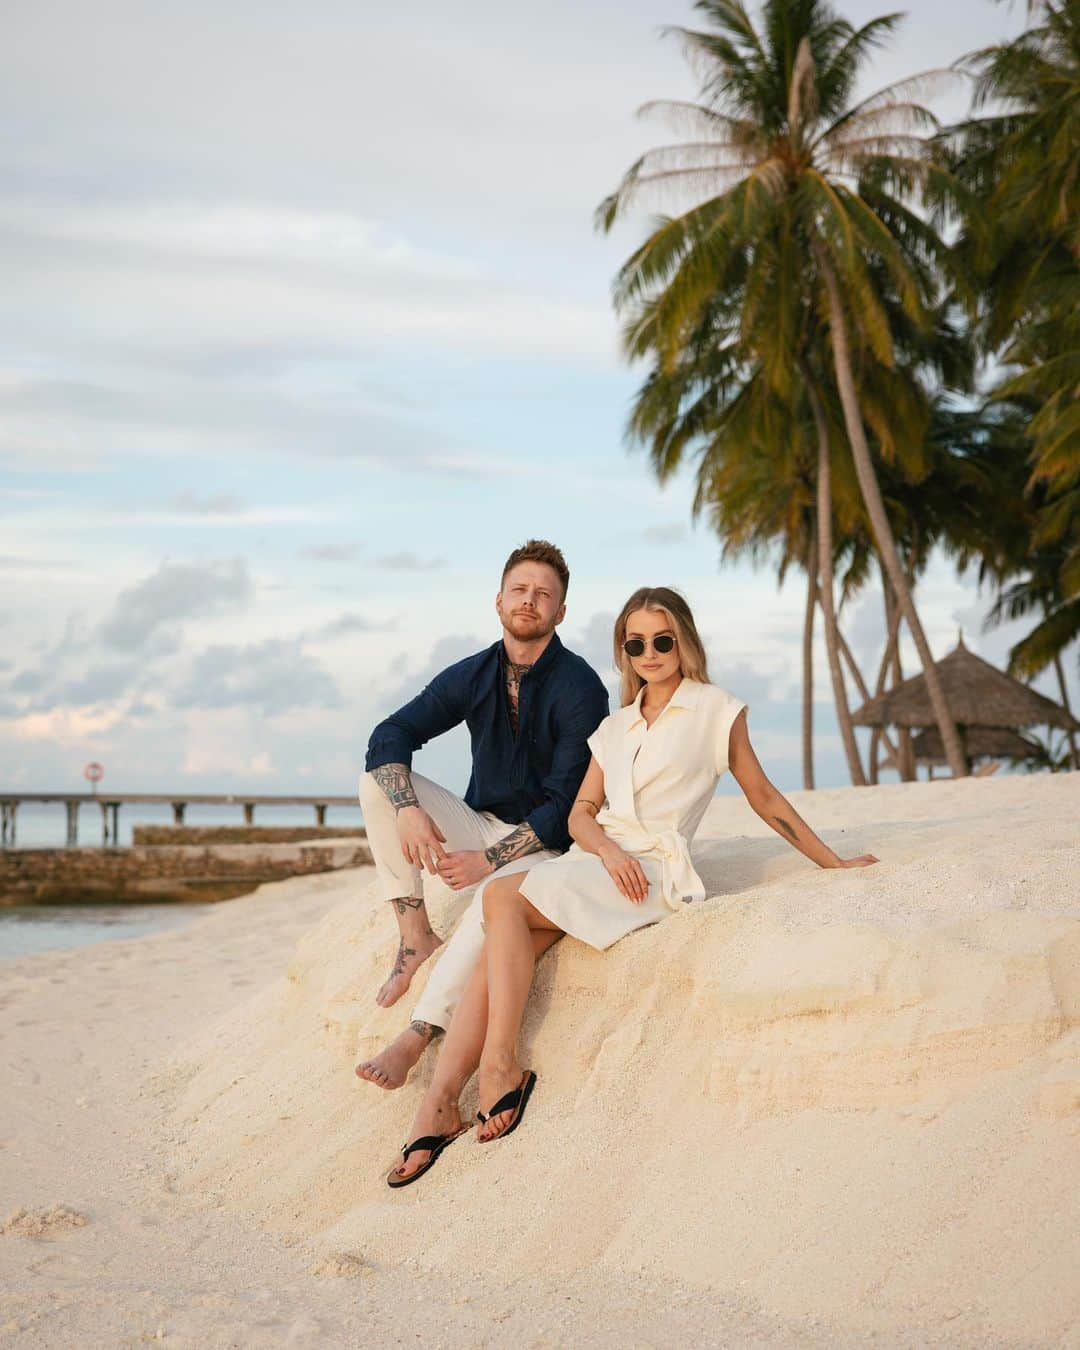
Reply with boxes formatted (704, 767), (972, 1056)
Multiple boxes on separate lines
(409, 1020), (443, 1042)
(390, 896), (424, 914)
(391, 939), (416, 976)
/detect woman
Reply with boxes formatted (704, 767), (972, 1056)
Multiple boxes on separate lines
(387, 587), (877, 1185)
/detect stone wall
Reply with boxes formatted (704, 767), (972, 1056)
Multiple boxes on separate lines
(0, 838), (373, 905)
(132, 825), (367, 846)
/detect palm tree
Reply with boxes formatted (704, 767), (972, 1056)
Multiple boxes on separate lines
(950, 0), (1079, 686)
(599, 0), (969, 777)
(623, 273), (872, 785)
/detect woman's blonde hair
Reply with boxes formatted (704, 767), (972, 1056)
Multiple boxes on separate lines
(613, 586), (710, 707)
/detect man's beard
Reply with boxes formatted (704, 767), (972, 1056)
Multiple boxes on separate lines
(502, 611), (553, 642)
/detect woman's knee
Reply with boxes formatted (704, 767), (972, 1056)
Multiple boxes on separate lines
(482, 874), (520, 921)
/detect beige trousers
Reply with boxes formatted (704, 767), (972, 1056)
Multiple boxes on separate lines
(358, 771), (557, 1031)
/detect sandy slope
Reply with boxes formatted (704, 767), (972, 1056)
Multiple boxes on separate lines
(2, 773), (1078, 1346)
(174, 773), (1079, 1345)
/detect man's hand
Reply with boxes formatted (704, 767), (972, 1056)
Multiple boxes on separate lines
(437, 849), (495, 891)
(396, 805), (448, 874)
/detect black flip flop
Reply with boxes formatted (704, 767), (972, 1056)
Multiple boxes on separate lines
(476, 1070), (537, 1142)
(386, 1127), (467, 1189)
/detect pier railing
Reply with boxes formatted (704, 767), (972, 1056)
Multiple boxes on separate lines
(0, 793), (361, 848)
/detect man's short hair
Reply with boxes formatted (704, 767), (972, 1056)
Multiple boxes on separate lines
(501, 539), (570, 600)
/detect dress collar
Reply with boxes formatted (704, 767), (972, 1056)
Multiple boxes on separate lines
(626, 677), (702, 730)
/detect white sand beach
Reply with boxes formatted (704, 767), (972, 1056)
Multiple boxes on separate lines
(2, 772), (1078, 1347)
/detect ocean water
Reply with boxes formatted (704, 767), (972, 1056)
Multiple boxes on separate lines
(0, 902), (210, 960)
(3, 802), (364, 850)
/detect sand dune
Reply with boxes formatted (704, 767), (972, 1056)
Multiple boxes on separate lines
(170, 772), (1080, 1344)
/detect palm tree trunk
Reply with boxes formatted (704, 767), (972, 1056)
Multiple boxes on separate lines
(802, 364), (866, 786)
(802, 533), (817, 790)
(1052, 650), (1080, 770)
(837, 628), (899, 777)
(816, 250), (968, 778)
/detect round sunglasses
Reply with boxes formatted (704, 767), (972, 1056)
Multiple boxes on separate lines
(623, 634), (676, 658)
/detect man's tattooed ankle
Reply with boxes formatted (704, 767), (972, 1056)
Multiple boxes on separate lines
(409, 1020), (442, 1042)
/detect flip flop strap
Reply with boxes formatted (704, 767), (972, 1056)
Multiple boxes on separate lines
(485, 1085), (524, 1119)
(400, 1133), (449, 1160)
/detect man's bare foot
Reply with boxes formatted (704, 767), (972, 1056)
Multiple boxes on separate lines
(476, 1053), (525, 1142)
(376, 930), (442, 1008)
(355, 1021), (440, 1090)
(389, 1092), (464, 1182)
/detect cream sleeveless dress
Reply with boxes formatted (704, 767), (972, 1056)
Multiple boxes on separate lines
(517, 678), (747, 950)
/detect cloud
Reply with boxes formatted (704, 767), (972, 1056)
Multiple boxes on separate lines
(52, 662), (141, 707)
(639, 524), (690, 546)
(301, 544), (360, 563)
(100, 558), (253, 651)
(165, 491), (244, 515)
(0, 554), (75, 572)
(172, 639), (343, 715)
(311, 611), (395, 640)
(374, 634), (486, 717)
(374, 552), (445, 572)
(569, 611), (618, 685)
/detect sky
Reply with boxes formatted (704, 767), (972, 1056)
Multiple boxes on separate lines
(2, 0), (1068, 805)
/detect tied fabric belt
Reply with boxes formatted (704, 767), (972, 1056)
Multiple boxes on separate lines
(606, 822), (705, 910)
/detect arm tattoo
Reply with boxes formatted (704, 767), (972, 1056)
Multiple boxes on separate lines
(372, 762), (419, 811)
(390, 895), (425, 914)
(484, 822), (544, 870)
(772, 815), (799, 843)
(577, 798), (602, 815)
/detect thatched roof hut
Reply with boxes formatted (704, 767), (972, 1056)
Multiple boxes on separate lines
(911, 726), (1042, 766)
(851, 635), (1080, 733)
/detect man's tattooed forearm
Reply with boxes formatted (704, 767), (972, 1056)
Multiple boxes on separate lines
(577, 797), (602, 815)
(409, 1020), (443, 1042)
(772, 815), (799, 843)
(390, 895), (425, 914)
(484, 823), (544, 870)
(372, 763), (419, 811)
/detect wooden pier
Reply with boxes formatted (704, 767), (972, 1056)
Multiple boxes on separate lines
(0, 793), (361, 848)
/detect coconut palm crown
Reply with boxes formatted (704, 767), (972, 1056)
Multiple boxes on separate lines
(598, 0), (970, 777)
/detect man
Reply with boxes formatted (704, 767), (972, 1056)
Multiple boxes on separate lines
(355, 539), (609, 1089)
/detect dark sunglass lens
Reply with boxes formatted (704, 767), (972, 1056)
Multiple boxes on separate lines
(653, 635), (676, 653)
(623, 638), (646, 657)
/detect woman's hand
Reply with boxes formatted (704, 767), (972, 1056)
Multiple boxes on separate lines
(599, 843), (650, 903)
(833, 853), (879, 868)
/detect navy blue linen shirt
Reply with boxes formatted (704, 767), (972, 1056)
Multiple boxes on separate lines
(365, 633), (609, 853)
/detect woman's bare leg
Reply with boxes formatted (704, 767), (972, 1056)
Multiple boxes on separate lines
(477, 875), (562, 1141)
(391, 926), (560, 1179)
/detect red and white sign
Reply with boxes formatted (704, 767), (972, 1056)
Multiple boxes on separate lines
(84, 762), (105, 785)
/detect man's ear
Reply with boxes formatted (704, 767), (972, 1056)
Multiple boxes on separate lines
(554, 602), (567, 627)
(495, 590), (504, 614)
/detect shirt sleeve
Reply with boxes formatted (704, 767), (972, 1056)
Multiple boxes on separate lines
(585, 715), (611, 772)
(364, 666), (468, 772)
(525, 682), (610, 851)
(714, 691), (748, 776)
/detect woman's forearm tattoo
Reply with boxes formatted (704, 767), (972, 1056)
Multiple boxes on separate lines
(772, 815), (799, 843)
(484, 822), (543, 870)
(372, 763), (419, 811)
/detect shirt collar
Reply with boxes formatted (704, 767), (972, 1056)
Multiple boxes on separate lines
(494, 630), (563, 679)
(626, 677), (702, 730)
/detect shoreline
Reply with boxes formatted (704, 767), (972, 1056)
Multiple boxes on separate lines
(1, 774), (1077, 1346)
